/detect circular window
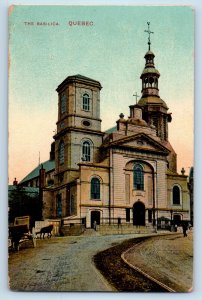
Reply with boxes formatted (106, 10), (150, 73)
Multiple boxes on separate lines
(82, 120), (91, 127)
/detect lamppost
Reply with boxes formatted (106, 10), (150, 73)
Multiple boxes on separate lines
(170, 209), (173, 232)
(170, 209), (173, 222)
(152, 208), (157, 233)
(152, 208), (156, 227)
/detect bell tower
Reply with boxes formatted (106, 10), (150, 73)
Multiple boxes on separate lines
(54, 74), (103, 186)
(138, 22), (172, 141)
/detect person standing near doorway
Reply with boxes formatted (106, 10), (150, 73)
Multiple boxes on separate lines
(182, 223), (188, 237)
(93, 221), (97, 231)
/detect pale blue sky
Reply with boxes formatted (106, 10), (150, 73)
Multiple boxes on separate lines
(9, 5), (194, 182)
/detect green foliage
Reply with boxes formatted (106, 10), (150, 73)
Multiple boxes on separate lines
(8, 186), (41, 227)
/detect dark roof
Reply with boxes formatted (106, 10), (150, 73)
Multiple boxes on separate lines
(73, 74), (100, 82)
(56, 74), (102, 92)
(138, 96), (168, 110)
(141, 67), (160, 76)
(20, 160), (55, 184)
(8, 185), (39, 196)
(144, 50), (155, 57)
(8, 185), (39, 192)
(105, 126), (117, 134)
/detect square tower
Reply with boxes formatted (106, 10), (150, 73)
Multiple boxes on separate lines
(54, 75), (103, 186)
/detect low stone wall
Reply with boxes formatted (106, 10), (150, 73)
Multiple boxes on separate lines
(96, 224), (156, 235)
(35, 219), (61, 236)
(60, 224), (85, 236)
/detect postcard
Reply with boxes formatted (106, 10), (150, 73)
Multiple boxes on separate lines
(8, 5), (194, 292)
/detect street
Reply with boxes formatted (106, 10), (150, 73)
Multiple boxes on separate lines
(8, 231), (193, 292)
(9, 233), (140, 291)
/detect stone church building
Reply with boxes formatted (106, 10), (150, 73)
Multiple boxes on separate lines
(20, 41), (190, 229)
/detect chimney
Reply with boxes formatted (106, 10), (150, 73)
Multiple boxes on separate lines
(13, 178), (18, 185)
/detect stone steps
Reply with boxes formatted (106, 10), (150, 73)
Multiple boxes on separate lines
(82, 229), (100, 236)
(60, 224), (85, 236)
(60, 224), (156, 236)
(84, 224), (155, 236)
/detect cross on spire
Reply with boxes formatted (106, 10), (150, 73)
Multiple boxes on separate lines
(144, 22), (154, 51)
(133, 92), (140, 104)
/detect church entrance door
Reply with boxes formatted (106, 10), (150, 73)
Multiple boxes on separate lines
(91, 211), (100, 228)
(133, 202), (145, 226)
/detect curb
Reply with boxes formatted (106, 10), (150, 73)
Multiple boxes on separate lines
(121, 236), (177, 292)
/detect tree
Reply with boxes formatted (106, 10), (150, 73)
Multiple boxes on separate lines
(8, 186), (41, 228)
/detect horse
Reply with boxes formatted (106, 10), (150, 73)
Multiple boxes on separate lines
(36, 224), (53, 239)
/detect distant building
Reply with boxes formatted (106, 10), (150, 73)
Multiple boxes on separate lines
(188, 167), (194, 225)
(8, 182), (40, 227)
(16, 28), (191, 229)
(19, 143), (55, 188)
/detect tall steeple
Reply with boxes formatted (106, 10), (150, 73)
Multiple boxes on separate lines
(137, 22), (172, 141)
(141, 22), (160, 98)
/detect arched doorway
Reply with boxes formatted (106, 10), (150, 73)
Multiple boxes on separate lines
(173, 214), (181, 226)
(133, 202), (145, 226)
(90, 211), (100, 228)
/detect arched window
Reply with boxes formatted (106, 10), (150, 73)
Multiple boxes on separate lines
(173, 185), (181, 205)
(91, 177), (100, 199)
(59, 141), (64, 164)
(149, 77), (154, 87)
(134, 163), (144, 190)
(83, 93), (90, 111)
(61, 93), (66, 114)
(82, 141), (91, 161)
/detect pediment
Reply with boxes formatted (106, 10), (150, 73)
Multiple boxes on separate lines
(111, 133), (170, 155)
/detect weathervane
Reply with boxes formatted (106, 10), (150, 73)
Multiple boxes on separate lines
(144, 22), (154, 51)
(133, 92), (140, 104)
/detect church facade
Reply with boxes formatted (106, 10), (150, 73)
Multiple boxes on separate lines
(39, 43), (190, 229)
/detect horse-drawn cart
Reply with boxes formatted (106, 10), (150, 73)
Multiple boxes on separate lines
(9, 216), (36, 251)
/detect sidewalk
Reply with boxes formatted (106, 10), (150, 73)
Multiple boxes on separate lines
(123, 231), (193, 292)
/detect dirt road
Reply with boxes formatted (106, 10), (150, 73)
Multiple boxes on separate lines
(9, 231), (193, 292)
(9, 233), (140, 291)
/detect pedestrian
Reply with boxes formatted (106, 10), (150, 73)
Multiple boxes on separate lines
(175, 224), (178, 232)
(188, 222), (192, 230)
(93, 220), (97, 231)
(182, 223), (188, 237)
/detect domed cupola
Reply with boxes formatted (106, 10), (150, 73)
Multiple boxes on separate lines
(140, 49), (160, 98)
(137, 22), (172, 141)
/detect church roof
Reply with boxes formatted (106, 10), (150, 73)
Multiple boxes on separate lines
(56, 74), (102, 91)
(8, 186), (39, 204)
(144, 50), (155, 57)
(141, 67), (160, 76)
(73, 74), (100, 82)
(102, 132), (170, 155)
(162, 140), (176, 154)
(105, 126), (117, 134)
(138, 96), (168, 109)
(8, 185), (39, 193)
(166, 169), (178, 176)
(20, 160), (55, 184)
